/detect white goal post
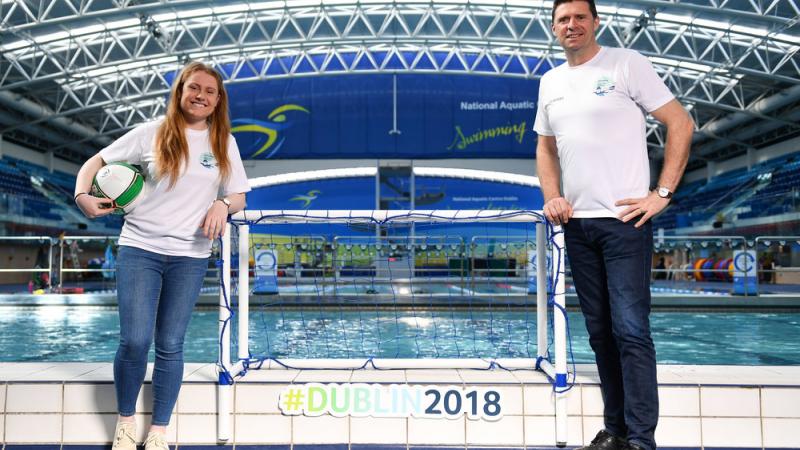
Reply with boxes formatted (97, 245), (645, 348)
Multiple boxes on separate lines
(217, 210), (569, 446)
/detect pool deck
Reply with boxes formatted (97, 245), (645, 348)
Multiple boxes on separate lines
(1, 362), (799, 449)
(3, 292), (800, 309)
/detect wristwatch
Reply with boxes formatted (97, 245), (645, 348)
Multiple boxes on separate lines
(656, 186), (673, 199)
(217, 197), (232, 209)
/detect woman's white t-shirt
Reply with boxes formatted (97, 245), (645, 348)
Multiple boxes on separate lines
(100, 119), (251, 257)
(534, 47), (674, 218)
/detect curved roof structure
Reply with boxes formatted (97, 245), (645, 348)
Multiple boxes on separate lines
(1, 0), (798, 170)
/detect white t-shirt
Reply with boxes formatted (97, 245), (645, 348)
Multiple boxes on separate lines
(100, 119), (251, 257)
(534, 47), (674, 218)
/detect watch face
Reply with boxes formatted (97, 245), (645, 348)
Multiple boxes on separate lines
(658, 187), (671, 198)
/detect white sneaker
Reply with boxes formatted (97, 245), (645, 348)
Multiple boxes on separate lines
(112, 421), (137, 450)
(144, 431), (170, 450)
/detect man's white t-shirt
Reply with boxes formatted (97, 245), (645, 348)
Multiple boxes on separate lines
(534, 47), (674, 218)
(100, 119), (251, 257)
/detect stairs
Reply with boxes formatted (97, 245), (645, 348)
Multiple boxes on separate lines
(29, 175), (91, 225)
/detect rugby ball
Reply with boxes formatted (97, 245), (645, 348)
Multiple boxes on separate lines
(92, 162), (145, 214)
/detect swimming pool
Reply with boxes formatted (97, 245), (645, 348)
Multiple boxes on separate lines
(1, 306), (798, 365)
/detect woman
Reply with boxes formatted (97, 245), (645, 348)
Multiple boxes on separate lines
(74, 62), (250, 450)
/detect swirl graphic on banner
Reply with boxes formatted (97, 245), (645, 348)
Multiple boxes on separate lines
(232, 104), (310, 159)
(290, 190), (321, 208)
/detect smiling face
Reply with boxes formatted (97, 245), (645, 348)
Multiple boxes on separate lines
(179, 71), (221, 128)
(552, 1), (600, 54)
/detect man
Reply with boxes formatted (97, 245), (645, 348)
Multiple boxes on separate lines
(533, 1), (694, 450)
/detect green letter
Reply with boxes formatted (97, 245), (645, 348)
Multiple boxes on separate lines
(307, 386), (328, 413)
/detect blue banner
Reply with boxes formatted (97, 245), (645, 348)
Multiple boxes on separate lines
(247, 176), (542, 211)
(414, 177), (542, 210)
(246, 176), (542, 237)
(247, 177), (376, 210)
(228, 74), (540, 160)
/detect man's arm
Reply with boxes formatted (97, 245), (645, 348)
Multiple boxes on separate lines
(651, 99), (694, 191)
(617, 99), (694, 227)
(537, 134), (573, 225)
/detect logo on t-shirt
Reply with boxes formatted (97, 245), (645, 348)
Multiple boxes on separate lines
(199, 152), (218, 169)
(593, 76), (616, 96)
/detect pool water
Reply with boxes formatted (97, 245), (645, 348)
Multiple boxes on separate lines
(1, 306), (798, 365)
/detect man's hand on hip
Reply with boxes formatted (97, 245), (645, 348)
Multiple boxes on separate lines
(543, 197), (574, 226)
(616, 191), (670, 228)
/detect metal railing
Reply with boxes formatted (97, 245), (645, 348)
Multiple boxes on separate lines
(57, 235), (118, 289)
(0, 233), (798, 296)
(0, 236), (55, 279)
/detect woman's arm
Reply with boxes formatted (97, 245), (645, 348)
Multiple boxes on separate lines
(200, 192), (247, 240)
(74, 153), (115, 218)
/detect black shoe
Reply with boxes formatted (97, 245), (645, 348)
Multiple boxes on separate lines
(574, 430), (627, 450)
(622, 442), (646, 450)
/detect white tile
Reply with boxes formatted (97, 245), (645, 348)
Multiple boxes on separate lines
(476, 385), (523, 415)
(182, 363), (217, 382)
(7, 383), (62, 413)
(0, 383), (5, 413)
(658, 386), (700, 417)
(656, 365), (690, 385)
(136, 383), (153, 413)
(466, 415), (523, 446)
(349, 370), (406, 383)
(177, 384), (216, 413)
(766, 366), (800, 380)
(292, 414), (349, 444)
(293, 370), (353, 383)
(133, 414), (177, 442)
(510, 370), (552, 384)
(5, 413), (62, 443)
(582, 416), (606, 445)
(581, 385), (604, 416)
(572, 365), (601, 384)
(670, 365), (789, 386)
(523, 384), (581, 415)
(176, 414), (220, 443)
(763, 418), (800, 447)
(655, 417), (701, 446)
(0, 363), (58, 381)
(524, 415), (583, 446)
(701, 418), (762, 447)
(405, 369), (463, 384)
(234, 414), (292, 444)
(408, 416), (465, 445)
(350, 417), (406, 444)
(0, 414), (4, 442)
(701, 386), (760, 417)
(236, 384), (288, 414)
(64, 383), (117, 413)
(72, 363), (115, 382)
(457, 369), (519, 384)
(761, 387), (800, 418)
(235, 369), (300, 383)
(63, 413), (117, 443)
(36, 362), (109, 381)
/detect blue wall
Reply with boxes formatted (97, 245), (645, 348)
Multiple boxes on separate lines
(414, 177), (542, 210)
(227, 74), (540, 160)
(247, 177), (542, 210)
(247, 177), (376, 209)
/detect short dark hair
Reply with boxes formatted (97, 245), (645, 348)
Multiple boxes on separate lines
(551, 0), (598, 23)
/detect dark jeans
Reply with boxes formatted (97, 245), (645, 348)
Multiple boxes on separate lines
(114, 245), (208, 426)
(564, 218), (658, 450)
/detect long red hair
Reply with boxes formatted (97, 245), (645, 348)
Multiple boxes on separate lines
(155, 61), (231, 188)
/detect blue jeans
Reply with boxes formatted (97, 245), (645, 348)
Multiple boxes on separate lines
(564, 219), (658, 450)
(114, 245), (208, 426)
